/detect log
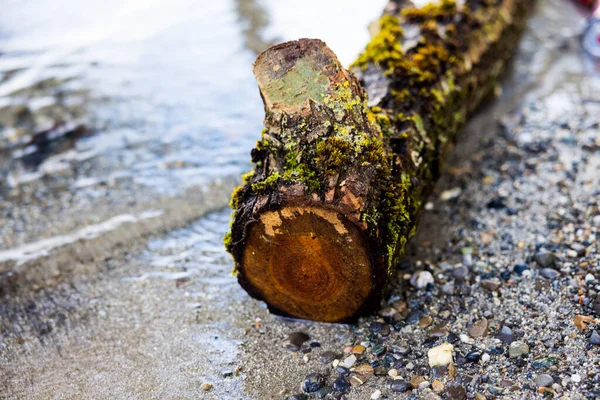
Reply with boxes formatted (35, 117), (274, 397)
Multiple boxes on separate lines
(225, 0), (532, 322)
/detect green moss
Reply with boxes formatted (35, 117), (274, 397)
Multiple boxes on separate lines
(223, 231), (233, 251)
(353, 14), (404, 71)
(251, 172), (281, 192)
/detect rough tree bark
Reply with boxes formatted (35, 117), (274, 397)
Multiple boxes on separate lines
(225, 0), (532, 322)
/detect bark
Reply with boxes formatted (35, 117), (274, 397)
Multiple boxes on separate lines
(225, 0), (533, 322)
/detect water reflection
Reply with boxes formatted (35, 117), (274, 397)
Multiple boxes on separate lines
(234, 0), (278, 55)
(0, 0), (388, 200)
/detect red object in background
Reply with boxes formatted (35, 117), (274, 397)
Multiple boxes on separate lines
(577, 0), (597, 8)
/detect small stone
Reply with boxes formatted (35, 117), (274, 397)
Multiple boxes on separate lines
(332, 376), (350, 392)
(388, 368), (398, 378)
(201, 383), (213, 391)
(424, 393), (442, 400)
(405, 310), (421, 325)
(428, 323), (450, 338)
(509, 341), (529, 358)
(540, 268), (560, 280)
(469, 318), (489, 338)
(534, 374), (554, 388)
(447, 384), (467, 400)
(314, 387), (331, 399)
(590, 330), (600, 345)
(371, 389), (382, 400)
(339, 354), (357, 369)
(380, 323), (391, 337)
(481, 278), (501, 291)
(535, 252), (556, 268)
(410, 375), (427, 388)
(352, 345), (366, 355)
(497, 326), (515, 344)
(390, 380), (410, 393)
(593, 295), (600, 315)
(410, 270), (434, 289)
(286, 395), (307, 400)
(571, 374), (581, 383)
(513, 264), (530, 275)
(453, 266), (469, 280)
(319, 351), (338, 364)
(474, 394), (486, 400)
(432, 379), (445, 393)
(354, 364), (374, 379)
(302, 373), (325, 393)
(285, 332), (310, 351)
(419, 315), (434, 328)
(586, 274), (596, 283)
(481, 353), (490, 363)
(532, 356), (558, 369)
(349, 376), (365, 387)
(428, 342), (454, 367)
(488, 386), (504, 396)
(466, 351), (482, 362)
(442, 283), (455, 294)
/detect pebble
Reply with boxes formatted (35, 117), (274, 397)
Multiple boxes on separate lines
(446, 384), (467, 400)
(285, 332), (310, 351)
(466, 351), (482, 362)
(339, 355), (357, 369)
(535, 252), (556, 268)
(424, 393), (442, 400)
(594, 295), (600, 315)
(419, 315), (434, 328)
(481, 353), (490, 363)
(428, 342), (454, 367)
(497, 326), (515, 344)
(432, 379), (444, 393)
(571, 374), (581, 383)
(410, 375), (427, 388)
(513, 263), (530, 275)
(410, 270), (434, 289)
(590, 330), (600, 345)
(453, 266), (469, 280)
(302, 373), (325, 393)
(352, 345), (366, 355)
(428, 323), (450, 338)
(535, 374), (554, 388)
(354, 364), (374, 379)
(481, 278), (502, 291)
(469, 318), (489, 338)
(390, 380), (410, 393)
(349, 376), (365, 387)
(319, 351), (338, 364)
(370, 389), (381, 400)
(586, 274), (595, 283)
(532, 355), (558, 369)
(200, 382), (213, 391)
(540, 268), (560, 280)
(509, 341), (529, 358)
(332, 376), (350, 392)
(286, 395), (307, 400)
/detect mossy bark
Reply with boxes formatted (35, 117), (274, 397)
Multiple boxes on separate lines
(226, 0), (533, 322)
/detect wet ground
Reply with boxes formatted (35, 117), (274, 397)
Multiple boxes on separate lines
(1, 0), (599, 399)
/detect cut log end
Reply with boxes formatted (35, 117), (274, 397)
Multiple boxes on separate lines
(239, 206), (374, 322)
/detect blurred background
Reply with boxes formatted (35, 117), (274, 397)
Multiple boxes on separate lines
(0, 0), (387, 202)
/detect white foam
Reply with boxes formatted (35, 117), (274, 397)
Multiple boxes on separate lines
(0, 209), (163, 265)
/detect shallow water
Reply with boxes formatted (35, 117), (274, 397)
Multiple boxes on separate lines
(0, 0), (387, 197)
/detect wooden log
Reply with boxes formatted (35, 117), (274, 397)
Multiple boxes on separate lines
(225, 0), (532, 322)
